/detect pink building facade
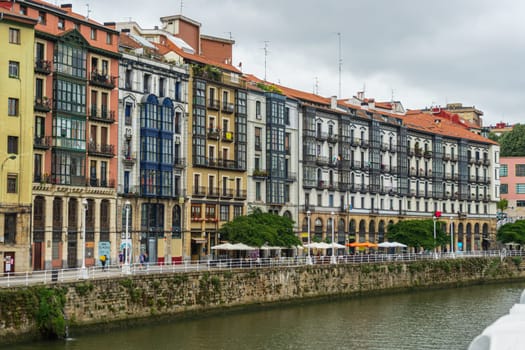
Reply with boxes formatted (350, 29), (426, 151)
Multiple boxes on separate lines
(500, 157), (525, 217)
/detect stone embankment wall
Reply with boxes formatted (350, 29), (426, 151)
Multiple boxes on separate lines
(1, 257), (524, 343)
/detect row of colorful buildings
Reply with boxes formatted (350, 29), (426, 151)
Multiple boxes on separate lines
(0, 0), (500, 273)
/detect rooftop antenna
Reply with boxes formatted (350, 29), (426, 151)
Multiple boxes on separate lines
(180, 0), (184, 14)
(85, 3), (91, 20)
(391, 89), (395, 102)
(262, 41), (270, 81)
(337, 32), (342, 98)
(313, 77), (319, 95)
(224, 32), (233, 40)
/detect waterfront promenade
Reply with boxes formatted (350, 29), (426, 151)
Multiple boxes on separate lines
(0, 249), (519, 288)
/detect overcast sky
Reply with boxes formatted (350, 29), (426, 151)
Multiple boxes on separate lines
(71, 0), (524, 125)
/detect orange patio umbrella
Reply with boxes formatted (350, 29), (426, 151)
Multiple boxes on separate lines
(346, 242), (378, 248)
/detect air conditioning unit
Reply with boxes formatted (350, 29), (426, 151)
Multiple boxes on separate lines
(125, 128), (132, 139)
(174, 136), (181, 144)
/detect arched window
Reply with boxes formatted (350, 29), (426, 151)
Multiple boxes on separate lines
(378, 220), (385, 242)
(314, 218), (323, 240)
(172, 205), (181, 238)
(283, 210), (292, 219)
(368, 220), (376, 242)
(338, 218), (345, 243)
(359, 219), (366, 242)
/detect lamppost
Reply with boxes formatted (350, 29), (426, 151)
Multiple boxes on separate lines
(306, 210), (312, 265)
(122, 200), (131, 274)
(330, 211), (336, 264)
(80, 198), (88, 279)
(433, 215), (437, 259)
(450, 216), (454, 256)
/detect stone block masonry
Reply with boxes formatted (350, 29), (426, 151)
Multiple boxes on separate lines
(1, 257), (524, 344)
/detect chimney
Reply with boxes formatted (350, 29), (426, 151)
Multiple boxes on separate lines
(104, 22), (116, 29)
(60, 4), (72, 12)
(330, 96), (337, 110)
(121, 28), (130, 33)
(357, 91), (364, 100)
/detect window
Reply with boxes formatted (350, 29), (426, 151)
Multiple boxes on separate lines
(500, 184), (508, 194)
(517, 201), (525, 207)
(233, 205), (243, 218)
(255, 127), (261, 151)
(256, 101), (261, 119)
(255, 182), (261, 201)
(517, 184), (525, 194)
(285, 107), (290, 125)
(499, 164), (509, 176)
(38, 11), (46, 25)
(191, 205), (201, 219)
(58, 18), (65, 30)
(4, 214), (16, 244)
(106, 33), (113, 45)
(143, 74), (151, 93)
(220, 205), (229, 221)
(516, 164), (525, 177)
(8, 61), (19, 78)
(19, 5), (27, 15)
(7, 136), (18, 154)
(9, 28), (20, 44)
(55, 43), (87, 78)
(90, 28), (97, 40)
(125, 103), (132, 126)
(7, 174), (17, 193)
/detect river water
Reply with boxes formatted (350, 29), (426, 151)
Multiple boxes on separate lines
(11, 282), (525, 350)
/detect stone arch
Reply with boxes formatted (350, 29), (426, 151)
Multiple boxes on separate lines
(368, 220), (376, 242)
(314, 218), (323, 241)
(358, 219), (366, 242)
(378, 220), (386, 242)
(466, 223), (472, 251)
(172, 205), (182, 236)
(482, 223), (490, 250)
(457, 222), (464, 250)
(474, 223), (481, 250)
(338, 218), (345, 243)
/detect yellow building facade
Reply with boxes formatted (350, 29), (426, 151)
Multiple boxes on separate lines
(0, 10), (36, 273)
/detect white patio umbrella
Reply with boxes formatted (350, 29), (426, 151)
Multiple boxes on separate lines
(230, 243), (257, 250)
(211, 243), (235, 250)
(378, 242), (407, 248)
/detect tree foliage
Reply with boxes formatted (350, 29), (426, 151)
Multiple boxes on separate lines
(499, 124), (525, 156)
(497, 220), (525, 244)
(497, 199), (509, 212)
(386, 219), (448, 250)
(219, 208), (300, 247)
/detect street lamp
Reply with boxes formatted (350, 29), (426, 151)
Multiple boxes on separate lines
(80, 198), (88, 279)
(306, 210), (312, 265)
(330, 211), (336, 264)
(450, 216), (454, 255)
(433, 215), (437, 259)
(122, 200), (131, 274)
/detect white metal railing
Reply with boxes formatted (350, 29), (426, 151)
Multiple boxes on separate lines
(0, 250), (522, 288)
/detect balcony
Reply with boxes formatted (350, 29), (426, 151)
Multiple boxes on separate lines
(317, 181), (328, 190)
(252, 169), (268, 178)
(221, 188), (234, 199)
(222, 131), (234, 142)
(380, 143), (389, 152)
(208, 99), (220, 110)
(34, 97), (52, 112)
(327, 181), (338, 191)
(89, 107), (116, 123)
(316, 156), (330, 166)
(414, 148), (423, 158)
(193, 186), (206, 197)
(351, 138), (361, 147)
(122, 151), (137, 165)
(327, 134), (338, 144)
(201, 157), (242, 171)
(89, 71), (116, 89)
(389, 144), (397, 153)
(303, 179), (317, 188)
(483, 159), (490, 166)
(360, 140), (369, 149)
(443, 153), (451, 161)
(88, 143), (115, 157)
(316, 131), (328, 142)
(234, 190), (247, 200)
(451, 155), (458, 162)
(88, 178), (115, 188)
(35, 59), (52, 75)
(380, 164), (389, 173)
(173, 157), (186, 168)
(221, 102), (234, 113)
(424, 151), (432, 159)
(407, 148), (415, 157)
(207, 128), (221, 140)
(34, 136), (51, 149)
(207, 187), (219, 198)
(285, 172), (297, 182)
